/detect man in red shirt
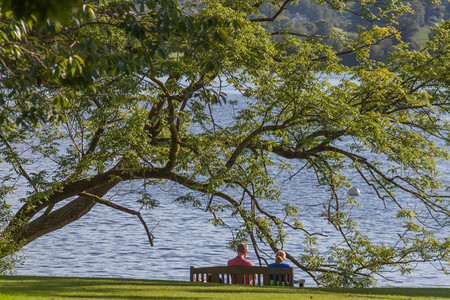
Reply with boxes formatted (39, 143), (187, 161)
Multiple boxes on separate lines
(228, 242), (254, 266)
(228, 242), (254, 284)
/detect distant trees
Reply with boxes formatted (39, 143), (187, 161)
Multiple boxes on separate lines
(399, 18), (420, 49)
(314, 19), (332, 36)
(284, 0), (449, 63)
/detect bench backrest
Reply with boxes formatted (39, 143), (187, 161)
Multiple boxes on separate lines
(190, 266), (294, 286)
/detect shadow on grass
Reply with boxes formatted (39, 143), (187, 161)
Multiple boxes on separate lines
(0, 276), (204, 300)
(50, 296), (199, 300)
(39, 296), (197, 300)
(313, 287), (450, 298)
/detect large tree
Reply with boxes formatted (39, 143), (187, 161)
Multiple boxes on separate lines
(1, 0), (449, 287)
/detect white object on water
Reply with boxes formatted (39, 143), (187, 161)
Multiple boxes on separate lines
(348, 187), (361, 196)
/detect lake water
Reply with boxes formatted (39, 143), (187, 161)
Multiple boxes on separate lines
(3, 78), (450, 287)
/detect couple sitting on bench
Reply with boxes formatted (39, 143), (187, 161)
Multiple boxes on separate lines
(228, 242), (289, 285)
(190, 242), (301, 286)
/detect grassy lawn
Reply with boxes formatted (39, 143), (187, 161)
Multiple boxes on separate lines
(0, 276), (448, 299)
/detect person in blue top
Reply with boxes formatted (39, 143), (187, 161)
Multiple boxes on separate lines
(268, 250), (290, 285)
(268, 250), (290, 268)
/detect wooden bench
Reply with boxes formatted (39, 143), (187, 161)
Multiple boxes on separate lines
(190, 266), (305, 287)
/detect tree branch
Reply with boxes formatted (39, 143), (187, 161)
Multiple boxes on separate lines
(0, 133), (38, 193)
(250, 0), (293, 22)
(79, 192), (154, 246)
(226, 122), (293, 169)
(164, 97), (180, 171)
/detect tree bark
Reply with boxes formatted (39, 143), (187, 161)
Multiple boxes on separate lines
(16, 181), (118, 246)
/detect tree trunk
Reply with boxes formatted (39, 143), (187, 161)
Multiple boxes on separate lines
(15, 182), (118, 246)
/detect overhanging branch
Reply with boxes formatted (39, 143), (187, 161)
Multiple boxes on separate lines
(79, 192), (154, 246)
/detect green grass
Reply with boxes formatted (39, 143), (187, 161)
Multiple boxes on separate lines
(0, 275), (448, 299)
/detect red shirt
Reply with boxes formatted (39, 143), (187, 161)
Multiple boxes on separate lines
(228, 256), (254, 266)
(227, 256), (254, 285)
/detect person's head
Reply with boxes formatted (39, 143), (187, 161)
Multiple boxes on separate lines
(236, 242), (248, 256)
(275, 250), (286, 264)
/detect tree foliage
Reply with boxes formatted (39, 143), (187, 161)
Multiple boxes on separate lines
(0, 0), (82, 21)
(0, 0), (449, 287)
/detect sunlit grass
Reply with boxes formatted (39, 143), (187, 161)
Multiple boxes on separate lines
(0, 276), (448, 299)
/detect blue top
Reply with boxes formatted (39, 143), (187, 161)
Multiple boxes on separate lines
(268, 262), (290, 268)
